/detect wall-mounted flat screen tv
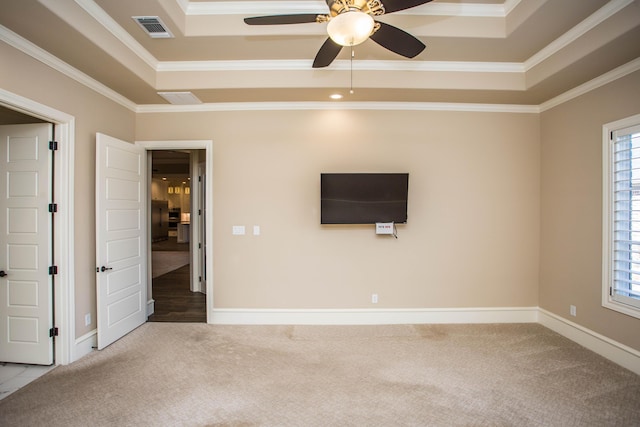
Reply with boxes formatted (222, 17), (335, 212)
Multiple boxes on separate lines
(321, 173), (409, 224)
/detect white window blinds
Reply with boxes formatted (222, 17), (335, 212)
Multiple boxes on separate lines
(609, 123), (640, 312)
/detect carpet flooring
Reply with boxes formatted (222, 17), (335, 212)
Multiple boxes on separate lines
(1, 323), (639, 426)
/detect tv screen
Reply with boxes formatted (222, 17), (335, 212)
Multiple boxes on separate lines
(321, 173), (409, 224)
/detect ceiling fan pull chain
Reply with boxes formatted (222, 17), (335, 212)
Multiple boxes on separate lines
(350, 47), (354, 94)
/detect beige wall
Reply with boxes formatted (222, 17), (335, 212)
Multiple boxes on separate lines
(6, 34), (637, 355)
(0, 42), (136, 337)
(540, 70), (640, 351)
(137, 109), (540, 310)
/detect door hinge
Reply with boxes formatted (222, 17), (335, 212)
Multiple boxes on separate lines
(610, 287), (613, 296)
(48, 203), (58, 213)
(49, 266), (58, 275)
(198, 176), (202, 182)
(198, 209), (202, 216)
(49, 140), (58, 151)
(199, 276), (202, 282)
(49, 327), (59, 337)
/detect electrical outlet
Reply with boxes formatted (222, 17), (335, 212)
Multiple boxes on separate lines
(570, 305), (576, 317)
(372, 294), (378, 304)
(85, 313), (91, 326)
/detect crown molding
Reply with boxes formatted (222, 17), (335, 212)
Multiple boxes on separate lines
(502, 0), (523, 16)
(524, 0), (634, 71)
(136, 101), (539, 114)
(185, 1), (326, 16)
(3, 2), (637, 117)
(76, 0), (626, 85)
(74, 0), (159, 70)
(0, 25), (137, 112)
(156, 59), (524, 73)
(5, 13), (637, 116)
(539, 57), (640, 112)
(182, 1), (510, 17)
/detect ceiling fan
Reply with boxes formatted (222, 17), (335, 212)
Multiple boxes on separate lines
(244, 0), (433, 68)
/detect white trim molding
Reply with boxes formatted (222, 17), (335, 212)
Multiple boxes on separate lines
(136, 140), (215, 324)
(540, 57), (640, 112)
(211, 307), (539, 325)
(0, 24), (136, 112)
(74, 329), (97, 361)
(524, 0), (635, 72)
(137, 102), (539, 114)
(538, 309), (640, 376)
(147, 299), (155, 317)
(182, 1), (511, 17)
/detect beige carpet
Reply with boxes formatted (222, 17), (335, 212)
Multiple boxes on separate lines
(1, 323), (639, 426)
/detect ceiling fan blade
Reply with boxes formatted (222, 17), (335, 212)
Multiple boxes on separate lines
(313, 38), (343, 68)
(381, 0), (433, 14)
(244, 14), (322, 25)
(369, 21), (426, 58)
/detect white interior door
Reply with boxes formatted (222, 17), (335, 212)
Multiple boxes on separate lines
(96, 133), (147, 350)
(0, 124), (53, 365)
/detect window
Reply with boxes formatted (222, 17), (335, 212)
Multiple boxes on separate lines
(603, 114), (640, 319)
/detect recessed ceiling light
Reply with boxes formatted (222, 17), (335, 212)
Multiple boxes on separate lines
(330, 94), (343, 100)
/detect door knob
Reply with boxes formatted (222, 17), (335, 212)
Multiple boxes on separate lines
(0, 270), (6, 277)
(100, 266), (112, 272)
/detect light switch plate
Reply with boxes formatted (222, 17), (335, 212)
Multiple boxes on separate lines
(232, 225), (245, 235)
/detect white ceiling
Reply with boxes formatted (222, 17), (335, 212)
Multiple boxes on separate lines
(1, 0), (639, 108)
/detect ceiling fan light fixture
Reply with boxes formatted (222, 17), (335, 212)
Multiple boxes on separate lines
(327, 11), (374, 47)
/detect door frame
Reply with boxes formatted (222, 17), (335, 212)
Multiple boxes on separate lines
(0, 89), (75, 365)
(137, 140), (214, 322)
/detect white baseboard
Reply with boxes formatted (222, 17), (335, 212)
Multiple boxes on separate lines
(210, 307), (539, 325)
(538, 309), (640, 376)
(147, 299), (155, 317)
(73, 329), (96, 362)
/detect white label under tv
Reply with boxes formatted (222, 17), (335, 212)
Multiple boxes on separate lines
(376, 222), (394, 235)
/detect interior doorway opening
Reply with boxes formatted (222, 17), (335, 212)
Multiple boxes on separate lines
(147, 149), (206, 322)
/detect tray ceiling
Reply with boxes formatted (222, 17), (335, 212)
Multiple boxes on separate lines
(0, 0), (639, 107)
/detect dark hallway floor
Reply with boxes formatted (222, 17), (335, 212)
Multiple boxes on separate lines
(149, 237), (205, 323)
(148, 264), (206, 323)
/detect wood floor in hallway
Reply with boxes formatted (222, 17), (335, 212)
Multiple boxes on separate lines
(148, 264), (206, 323)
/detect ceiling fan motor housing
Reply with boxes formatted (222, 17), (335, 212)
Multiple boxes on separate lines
(328, 0), (386, 17)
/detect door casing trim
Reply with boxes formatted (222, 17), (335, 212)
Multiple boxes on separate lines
(137, 140), (214, 321)
(0, 88), (75, 365)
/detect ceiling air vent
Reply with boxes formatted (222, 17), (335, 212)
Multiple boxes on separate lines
(158, 92), (203, 105)
(133, 16), (173, 38)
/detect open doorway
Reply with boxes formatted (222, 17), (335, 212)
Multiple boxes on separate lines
(147, 150), (205, 322)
